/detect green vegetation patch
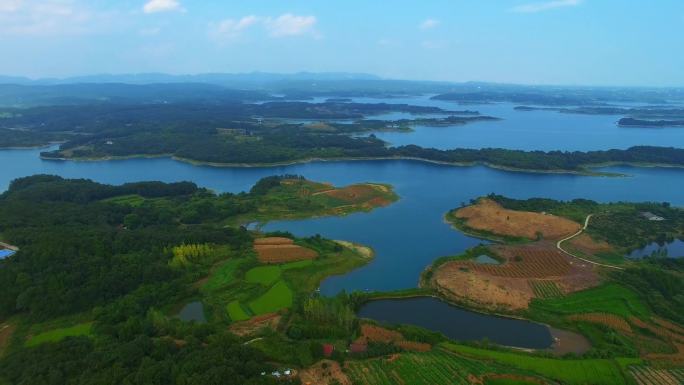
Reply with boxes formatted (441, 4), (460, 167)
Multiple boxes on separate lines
(101, 194), (146, 207)
(443, 343), (640, 385)
(202, 258), (246, 292)
(281, 260), (314, 270)
(226, 301), (251, 322)
(531, 283), (650, 319)
(25, 323), (93, 347)
(245, 265), (282, 285)
(248, 280), (293, 315)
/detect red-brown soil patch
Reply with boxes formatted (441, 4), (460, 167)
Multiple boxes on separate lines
(300, 360), (351, 385)
(254, 237), (295, 245)
(322, 185), (379, 203)
(0, 323), (16, 356)
(358, 324), (403, 343)
(432, 244), (599, 310)
(229, 313), (281, 337)
(567, 233), (613, 254)
(393, 340), (432, 352)
(253, 238), (318, 264)
(568, 313), (633, 334)
(454, 199), (581, 240)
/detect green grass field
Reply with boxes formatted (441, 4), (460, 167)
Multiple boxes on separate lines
(25, 323), (93, 347)
(530, 283), (650, 319)
(281, 260), (314, 270)
(202, 258), (245, 292)
(248, 280), (293, 315)
(443, 343), (640, 385)
(226, 300), (251, 321)
(245, 266), (281, 285)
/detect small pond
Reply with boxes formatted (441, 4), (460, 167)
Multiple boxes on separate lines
(177, 301), (207, 323)
(357, 296), (553, 349)
(627, 239), (684, 259)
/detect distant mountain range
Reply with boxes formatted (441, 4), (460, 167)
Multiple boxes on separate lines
(0, 72), (383, 86)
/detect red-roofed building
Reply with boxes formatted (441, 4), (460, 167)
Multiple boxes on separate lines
(322, 343), (334, 357)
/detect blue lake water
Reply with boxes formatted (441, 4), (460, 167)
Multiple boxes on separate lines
(3, 147), (684, 294)
(3, 95), (684, 293)
(628, 239), (684, 259)
(357, 297), (553, 349)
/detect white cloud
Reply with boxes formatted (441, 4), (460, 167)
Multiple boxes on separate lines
(209, 15), (260, 41)
(143, 0), (182, 14)
(265, 13), (317, 37)
(209, 13), (318, 43)
(512, 0), (582, 13)
(419, 19), (440, 30)
(0, 0), (105, 36)
(0, 0), (23, 13)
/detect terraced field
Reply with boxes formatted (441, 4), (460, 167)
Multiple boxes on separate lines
(345, 349), (510, 385)
(629, 366), (684, 385)
(530, 281), (564, 299)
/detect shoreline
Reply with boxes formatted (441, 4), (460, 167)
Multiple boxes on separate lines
(37, 152), (647, 177)
(359, 292), (589, 355)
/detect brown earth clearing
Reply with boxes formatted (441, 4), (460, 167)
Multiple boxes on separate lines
(229, 313), (281, 337)
(317, 184), (394, 208)
(566, 233), (614, 255)
(253, 237), (318, 263)
(453, 199), (580, 240)
(253, 237), (294, 245)
(299, 360), (351, 385)
(431, 243), (599, 310)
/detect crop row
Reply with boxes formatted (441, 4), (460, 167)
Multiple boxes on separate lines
(531, 280), (564, 299)
(345, 350), (495, 385)
(630, 366), (684, 385)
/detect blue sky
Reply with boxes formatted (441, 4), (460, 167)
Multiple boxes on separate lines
(1, 0), (683, 86)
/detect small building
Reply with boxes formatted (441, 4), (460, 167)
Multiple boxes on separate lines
(322, 343), (335, 358)
(641, 212), (665, 221)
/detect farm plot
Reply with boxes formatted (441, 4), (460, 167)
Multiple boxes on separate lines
(254, 237), (318, 264)
(248, 280), (293, 315)
(315, 184), (394, 209)
(475, 246), (571, 278)
(629, 366), (684, 385)
(568, 313), (633, 334)
(444, 343), (638, 385)
(345, 349), (503, 385)
(532, 284), (650, 319)
(226, 300), (251, 322)
(530, 281), (564, 299)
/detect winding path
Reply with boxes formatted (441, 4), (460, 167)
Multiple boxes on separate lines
(556, 214), (624, 270)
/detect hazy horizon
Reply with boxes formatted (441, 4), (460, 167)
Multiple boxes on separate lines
(1, 0), (684, 87)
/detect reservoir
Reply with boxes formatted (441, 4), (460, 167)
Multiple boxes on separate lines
(357, 297), (553, 349)
(3, 147), (684, 294)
